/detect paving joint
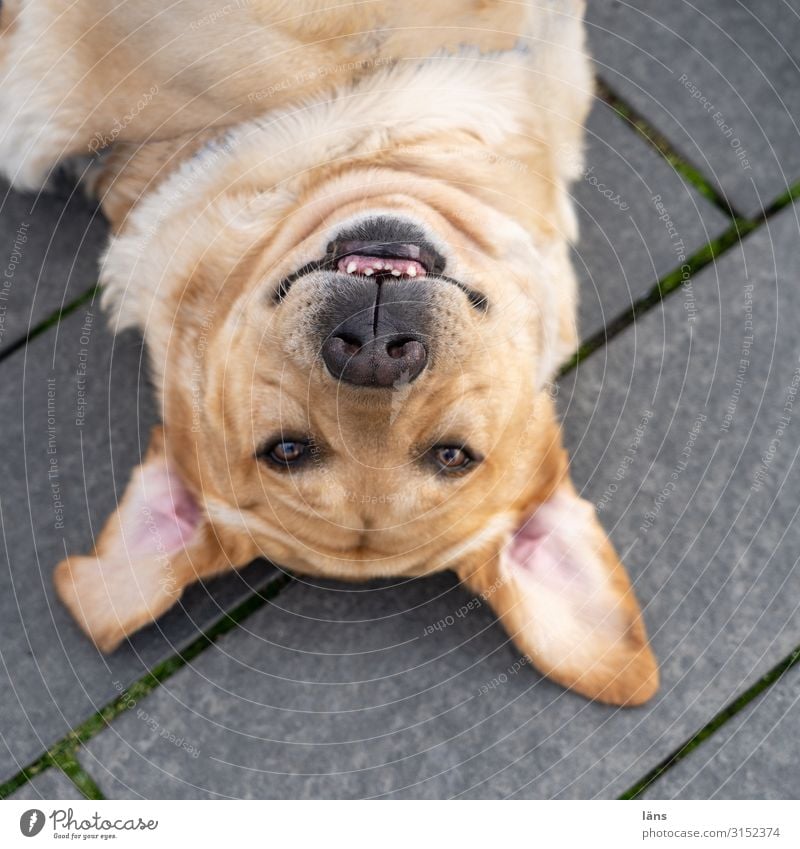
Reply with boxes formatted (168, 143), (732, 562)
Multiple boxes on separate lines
(0, 570), (291, 800)
(0, 284), (99, 365)
(596, 79), (739, 220)
(620, 644), (800, 799)
(52, 751), (105, 801)
(559, 178), (800, 376)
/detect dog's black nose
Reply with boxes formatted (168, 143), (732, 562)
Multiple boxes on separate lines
(323, 334), (427, 387)
(319, 278), (430, 388)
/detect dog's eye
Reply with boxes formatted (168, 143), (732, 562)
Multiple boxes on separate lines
(261, 439), (310, 468)
(432, 444), (475, 473)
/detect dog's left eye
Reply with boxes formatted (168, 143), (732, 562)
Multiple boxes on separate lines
(432, 444), (476, 473)
(260, 438), (311, 468)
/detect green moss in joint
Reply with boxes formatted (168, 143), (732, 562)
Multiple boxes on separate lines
(51, 751), (105, 800)
(0, 570), (291, 800)
(619, 645), (800, 800)
(0, 284), (99, 364)
(596, 80), (737, 219)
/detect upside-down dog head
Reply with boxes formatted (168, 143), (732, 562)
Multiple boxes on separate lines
(56, 144), (657, 704)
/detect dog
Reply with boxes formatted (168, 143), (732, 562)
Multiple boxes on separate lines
(0, 0), (658, 706)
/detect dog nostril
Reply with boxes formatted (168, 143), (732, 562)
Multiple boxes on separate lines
(337, 333), (362, 356)
(386, 338), (424, 361)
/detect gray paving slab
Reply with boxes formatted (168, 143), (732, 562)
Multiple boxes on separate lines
(572, 101), (729, 339)
(644, 664), (800, 799)
(586, 0), (800, 218)
(80, 204), (800, 799)
(0, 177), (107, 354)
(0, 306), (278, 784)
(8, 769), (83, 800)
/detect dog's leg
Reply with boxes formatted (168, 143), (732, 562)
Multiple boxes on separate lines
(0, 1), (69, 187)
(0, 1), (225, 189)
(54, 426), (254, 652)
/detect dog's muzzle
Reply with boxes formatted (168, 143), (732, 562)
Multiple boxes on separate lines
(274, 215), (482, 389)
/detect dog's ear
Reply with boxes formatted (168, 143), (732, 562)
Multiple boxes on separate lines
(456, 472), (659, 707)
(54, 425), (252, 652)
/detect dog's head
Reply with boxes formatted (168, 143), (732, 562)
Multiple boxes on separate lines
(176, 189), (576, 576)
(57, 180), (657, 705)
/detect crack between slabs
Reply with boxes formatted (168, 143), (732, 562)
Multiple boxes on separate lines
(619, 644), (800, 799)
(0, 570), (292, 800)
(52, 751), (105, 801)
(558, 175), (800, 378)
(595, 78), (739, 220)
(0, 284), (99, 366)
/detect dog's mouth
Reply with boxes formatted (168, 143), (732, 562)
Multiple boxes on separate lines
(327, 238), (444, 279)
(273, 216), (487, 311)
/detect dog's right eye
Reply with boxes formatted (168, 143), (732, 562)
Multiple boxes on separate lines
(259, 438), (311, 468)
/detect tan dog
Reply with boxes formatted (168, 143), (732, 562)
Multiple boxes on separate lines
(1, 0), (658, 705)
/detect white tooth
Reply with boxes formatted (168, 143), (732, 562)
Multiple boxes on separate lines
(407, 264), (417, 277)
(364, 268), (374, 276)
(391, 269), (401, 276)
(374, 261), (384, 269)
(346, 261), (357, 274)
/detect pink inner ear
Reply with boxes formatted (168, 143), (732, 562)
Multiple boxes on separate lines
(123, 461), (201, 558)
(507, 492), (595, 594)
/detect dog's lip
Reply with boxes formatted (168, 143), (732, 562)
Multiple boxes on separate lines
(273, 243), (487, 310)
(326, 239), (444, 275)
(272, 264), (488, 312)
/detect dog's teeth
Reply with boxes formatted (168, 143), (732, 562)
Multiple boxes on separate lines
(391, 269), (401, 276)
(346, 261), (357, 274)
(407, 264), (417, 277)
(374, 261), (384, 270)
(364, 268), (374, 276)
